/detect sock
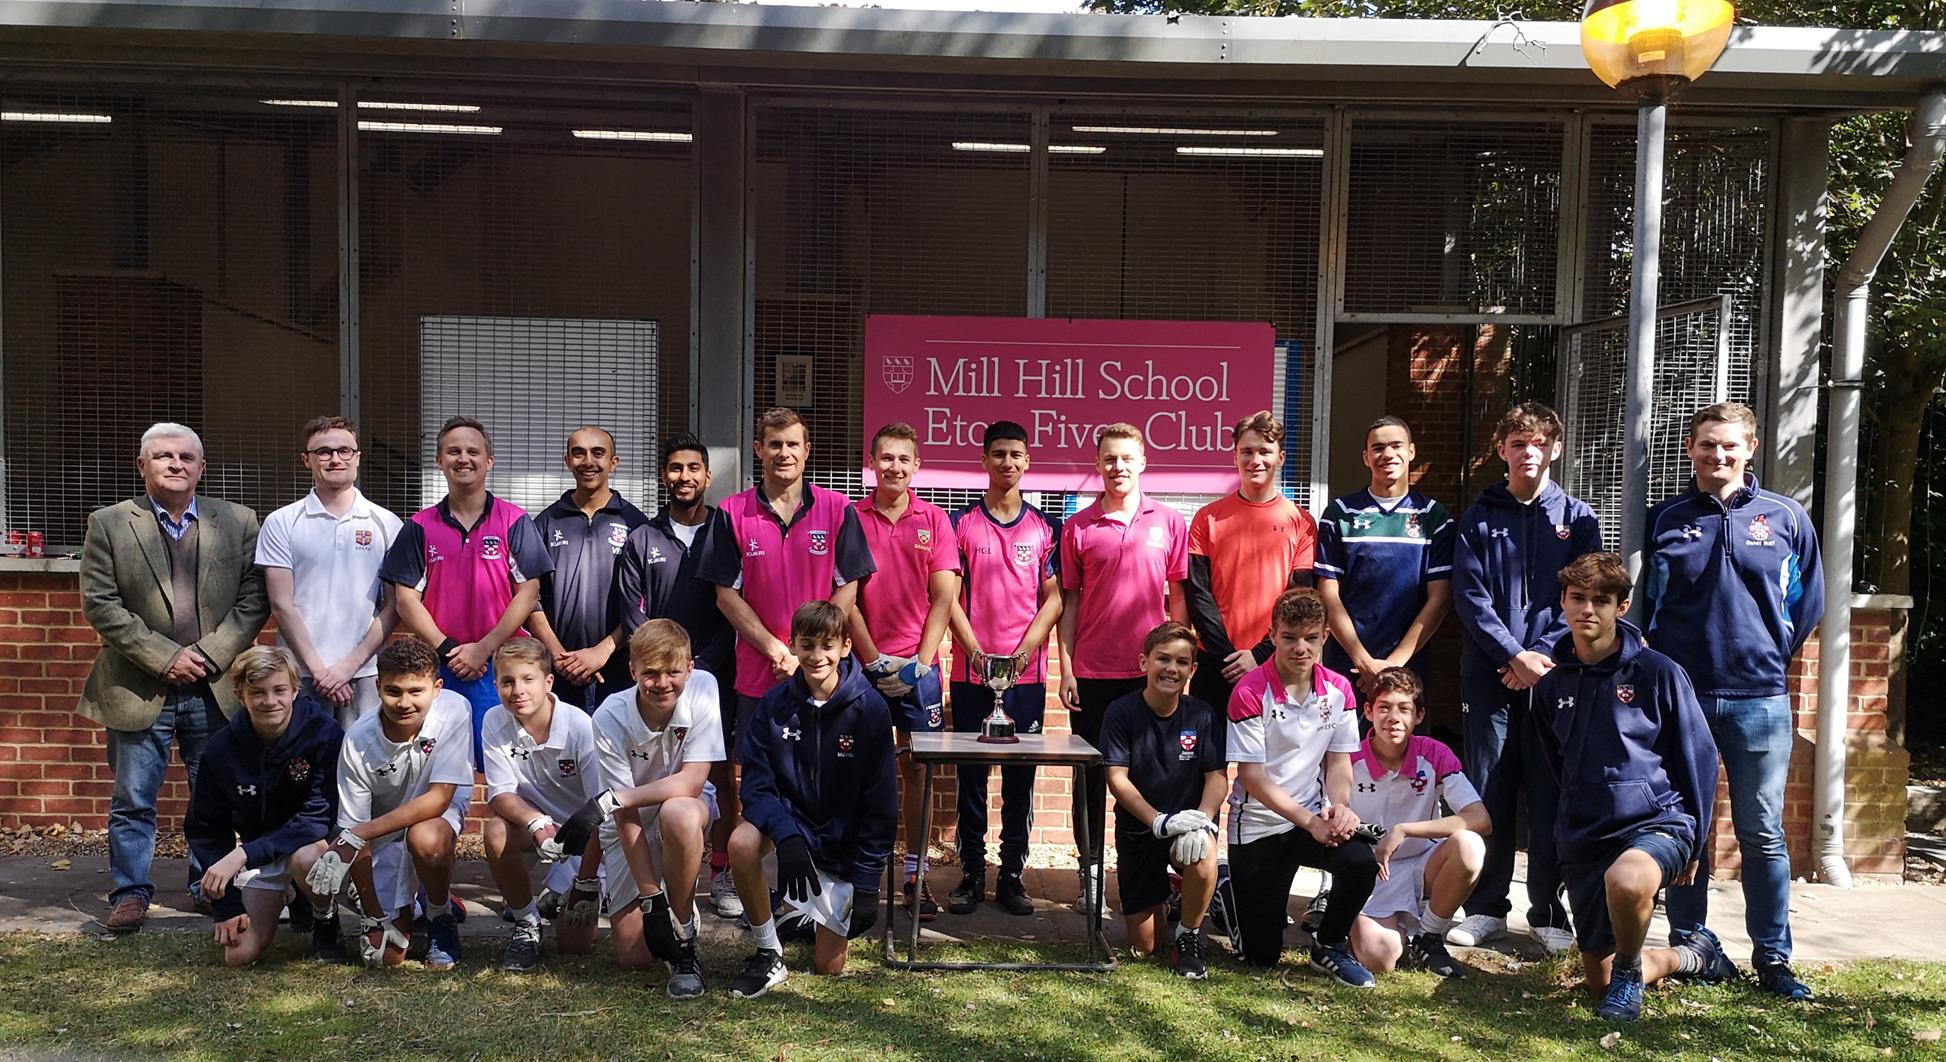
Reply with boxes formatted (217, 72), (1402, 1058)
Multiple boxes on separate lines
(710, 851), (730, 874)
(904, 853), (920, 878)
(1613, 954), (1644, 977)
(751, 918), (782, 953)
(1420, 911), (1456, 938)
(678, 917), (699, 943)
(426, 893), (451, 918)
(1673, 940), (1708, 975)
(511, 901), (539, 923)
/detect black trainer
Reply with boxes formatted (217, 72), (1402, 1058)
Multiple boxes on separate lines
(666, 938), (706, 1000)
(311, 908), (346, 964)
(995, 874), (1034, 917)
(946, 874), (984, 915)
(729, 948), (788, 999)
(500, 917), (542, 972)
(287, 890), (316, 933)
(1300, 890), (1329, 934)
(1174, 929), (1208, 980)
(1407, 931), (1466, 978)
(903, 876), (940, 922)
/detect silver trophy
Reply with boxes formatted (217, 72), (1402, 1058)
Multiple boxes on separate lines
(976, 653), (1021, 744)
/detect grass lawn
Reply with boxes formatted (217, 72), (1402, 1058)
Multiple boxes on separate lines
(1, 931), (1941, 1060)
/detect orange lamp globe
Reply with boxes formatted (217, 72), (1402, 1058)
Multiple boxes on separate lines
(1580, 0), (1735, 89)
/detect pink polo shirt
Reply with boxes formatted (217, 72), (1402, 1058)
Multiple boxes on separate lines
(950, 501), (1061, 685)
(1059, 494), (1189, 680)
(855, 492), (960, 659)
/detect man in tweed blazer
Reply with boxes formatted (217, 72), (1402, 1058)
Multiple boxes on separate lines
(79, 423), (269, 932)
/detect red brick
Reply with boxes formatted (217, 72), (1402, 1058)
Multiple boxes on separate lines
(20, 781), (67, 796)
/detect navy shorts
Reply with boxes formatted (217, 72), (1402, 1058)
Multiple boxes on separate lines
(1114, 826), (1175, 915)
(1562, 829), (1695, 953)
(887, 666), (945, 733)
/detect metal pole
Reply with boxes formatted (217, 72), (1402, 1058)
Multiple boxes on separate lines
(1620, 93), (1666, 578)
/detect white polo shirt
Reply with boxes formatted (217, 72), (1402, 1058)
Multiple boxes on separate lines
(1226, 659), (1362, 845)
(480, 696), (600, 820)
(591, 669), (727, 793)
(337, 689), (476, 829)
(257, 488), (403, 679)
(1346, 735), (1482, 862)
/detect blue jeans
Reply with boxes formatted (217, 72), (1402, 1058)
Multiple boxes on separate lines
(1459, 676), (1568, 927)
(1666, 693), (1794, 968)
(950, 681), (1045, 878)
(105, 685), (220, 905)
(440, 661), (498, 767)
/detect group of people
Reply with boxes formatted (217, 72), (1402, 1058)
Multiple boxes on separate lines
(74, 393), (1822, 1021)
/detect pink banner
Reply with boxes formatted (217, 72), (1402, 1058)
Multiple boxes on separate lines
(861, 315), (1277, 492)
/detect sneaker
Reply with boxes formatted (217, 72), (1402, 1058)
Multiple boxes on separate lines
(1206, 864), (1239, 941)
(425, 912), (462, 970)
(1174, 929), (1208, 980)
(287, 890), (316, 933)
(1756, 961), (1815, 1001)
(1076, 869), (1103, 917)
(710, 871), (744, 920)
(1596, 964), (1646, 1022)
(1679, 927), (1739, 986)
(1310, 942), (1377, 988)
(666, 938), (707, 1000)
(904, 875), (940, 922)
(501, 917), (542, 972)
(1299, 890), (1329, 935)
(946, 874), (984, 915)
(312, 908), (347, 964)
(729, 947), (788, 999)
(1530, 925), (1576, 956)
(1407, 932), (1466, 978)
(995, 874), (1034, 917)
(1446, 914), (1507, 947)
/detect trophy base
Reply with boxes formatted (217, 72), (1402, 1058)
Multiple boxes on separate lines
(976, 726), (1020, 744)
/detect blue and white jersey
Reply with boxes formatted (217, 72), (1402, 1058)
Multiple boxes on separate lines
(1314, 489), (1456, 674)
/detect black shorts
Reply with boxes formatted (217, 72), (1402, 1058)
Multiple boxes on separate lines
(1114, 826), (1175, 915)
(1562, 829), (1694, 953)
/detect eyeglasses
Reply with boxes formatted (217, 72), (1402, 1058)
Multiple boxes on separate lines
(306, 446), (361, 459)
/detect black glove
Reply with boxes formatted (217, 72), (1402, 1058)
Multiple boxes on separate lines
(547, 790), (617, 862)
(846, 889), (881, 940)
(1348, 822), (1388, 845)
(642, 891), (678, 962)
(775, 835), (821, 905)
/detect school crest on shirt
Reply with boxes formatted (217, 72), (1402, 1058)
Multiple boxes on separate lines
(1146, 525), (1168, 549)
(1404, 513), (1423, 538)
(608, 523), (630, 552)
(915, 528), (933, 551)
(1556, 524), (1572, 541)
(1178, 729), (1199, 761)
(1410, 769), (1429, 795)
(1616, 684), (1636, 705)
(419, 736), (438, 755)
(1746, 514), (1774, 546)
(480, 535), (504, 561)
(837, 733), (855, 757)
(1013, 542), (1035, 568)
(671, 726), (688, 747)
(354, 529), (375, 550)
(929, 705), (944, 728)
(558, 757), (578, 777)
(287, 758), (312, 782)
(807, 530), (830, 557)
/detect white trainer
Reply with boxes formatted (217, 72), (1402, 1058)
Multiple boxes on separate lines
(1446, 914), (1507, 947)
(710, 870), (745, 919)
(1530, 925), (1576, 955)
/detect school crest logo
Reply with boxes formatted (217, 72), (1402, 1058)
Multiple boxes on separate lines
(354, 529), (374, 549)
(419, 736), (438, 755)
(1179, 729), (1199, 761)
(807, 530), (830, 557)
(1013, 542), (1034, 567)
(1556, 524), (1572, 541)
(608, 523), (629, 551)
(1616, 684), (1636, 705)
(928, 705), (944, 728)
(1747, 514), (1774, 545)
(287, 758), (312, 782)
(837, 733), (855, 756)
(915, 528), (933, 551)
(1409, 769), (1429, 795)
(672, 726), (688, 747)
(882, 355), (915, 395)
(1404, 514), (1423, 538)
(558, 758), (577, 777)
(480, 535), (504, 561)
(1147, 525), (1168, 549)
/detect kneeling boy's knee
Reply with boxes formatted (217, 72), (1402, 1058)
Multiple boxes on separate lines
(1450, 829), (1487, 867)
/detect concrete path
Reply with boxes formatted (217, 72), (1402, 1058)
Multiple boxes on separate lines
(0, 853), (1928, 964)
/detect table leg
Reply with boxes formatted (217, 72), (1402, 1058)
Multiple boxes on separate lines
(908, 761), (935, 963)
(883, 792), (898, 964)
(1073, 761), (1102, 966)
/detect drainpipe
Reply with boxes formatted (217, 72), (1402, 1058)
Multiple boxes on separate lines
(1816, 87), (1946, 888)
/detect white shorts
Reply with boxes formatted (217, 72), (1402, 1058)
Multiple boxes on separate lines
(367, 787), (471, 915)
(597, 788), (720, 913)
(1361, 840), (1442, 926)
(235, 856), (292, 895)
(771, 865), (855, 939)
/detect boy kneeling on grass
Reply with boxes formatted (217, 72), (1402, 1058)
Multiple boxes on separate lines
(186, 646), (345, 966)
(726, 601), (897, 998)
(1534, 552), (1737, 1022)
(1344, 667), (1489, 979)
(305, 637), (475, 969)
(478, 639), (602, 973)
(1099, 621), (1226, 980)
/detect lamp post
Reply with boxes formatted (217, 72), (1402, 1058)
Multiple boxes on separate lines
(1580, 0), (1734, 575)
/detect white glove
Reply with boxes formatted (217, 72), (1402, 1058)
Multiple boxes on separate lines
(1170, 823), (1216, 865)
(306, 846), (352, 898)
(868, 655), (915, 698)
(561, 877), (602, 929)
(1151, 809), (1213, 839)
(357, 914), (409, 968)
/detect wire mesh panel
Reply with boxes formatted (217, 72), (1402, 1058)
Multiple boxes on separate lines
(1045, 112), (1325, 514)
(1, 89), (340, 548)
(355, 93), (693, 519)
(1342, 117), (1564, 318)
(750, 103), (1031, 512)
(1559, 298), (1731, 550)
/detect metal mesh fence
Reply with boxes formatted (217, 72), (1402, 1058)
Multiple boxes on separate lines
(355, 93), (694, 521)
(0, 89), (340, 549)
(1342, 117), (1564, 318)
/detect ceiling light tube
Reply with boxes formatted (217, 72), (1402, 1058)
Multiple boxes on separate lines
(571, 129), (693, 142)
(1175, 146), (1324, 158)
(1073, 125), (1279, 137)
(357, 120), (501, 136)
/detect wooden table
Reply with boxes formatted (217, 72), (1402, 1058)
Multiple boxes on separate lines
(882, 731), (1114, 972)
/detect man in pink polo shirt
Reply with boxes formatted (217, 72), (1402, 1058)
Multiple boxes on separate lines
(1058, 422), (1189, 914)
(848, 422), (960, 921)
(380, 415), (553, 763)
(697, 407), (875, 919)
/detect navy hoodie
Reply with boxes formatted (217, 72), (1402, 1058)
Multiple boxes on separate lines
(1636, 473), (1824, 698)
(1452, 480), (1603, 678)
(184, 695), (344, 919)
(738, 657), (898, 891)
(1533, 622), (1718, 865)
